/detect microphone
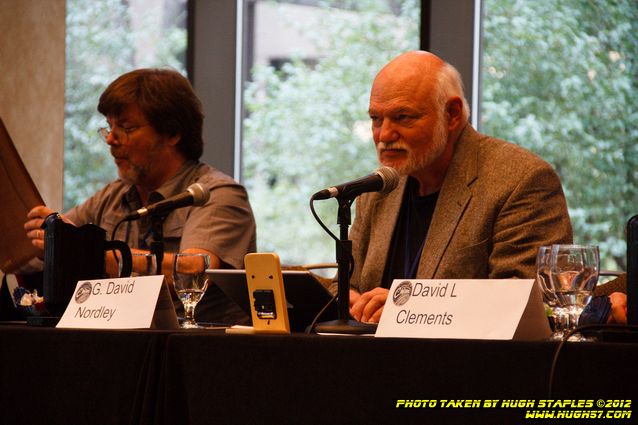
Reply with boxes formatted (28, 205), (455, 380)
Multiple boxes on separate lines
(312, 166), (400, 200)
(124, 183), (210, 221)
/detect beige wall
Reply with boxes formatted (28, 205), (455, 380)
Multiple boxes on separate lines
(0, 0), (65, 211)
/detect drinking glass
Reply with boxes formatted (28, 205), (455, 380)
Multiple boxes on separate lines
(536, 246), (567, 340)
(548, 244), (599, 340)
(172, 253), (210, 329)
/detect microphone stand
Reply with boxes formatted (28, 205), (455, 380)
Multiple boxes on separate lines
(149, 215), (166, 274)
(314, 197), (377, 334)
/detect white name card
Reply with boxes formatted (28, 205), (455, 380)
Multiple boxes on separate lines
(57, 276), (164, 329)
(375, 279), (550, 340)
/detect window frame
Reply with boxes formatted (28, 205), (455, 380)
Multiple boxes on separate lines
(187, 0), (480, 180)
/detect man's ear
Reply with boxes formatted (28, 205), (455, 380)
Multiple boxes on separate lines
(167, 134), (181, 146)
(445, 97), (464, 131)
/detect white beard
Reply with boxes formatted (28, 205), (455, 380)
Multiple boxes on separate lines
(377, 116), (448, 176)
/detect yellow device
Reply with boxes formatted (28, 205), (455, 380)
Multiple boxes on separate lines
(243, 252), (290, 335)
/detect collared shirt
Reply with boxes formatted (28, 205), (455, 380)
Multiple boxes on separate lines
(66, 160), (256, 269)
(65, 161), (257, 324)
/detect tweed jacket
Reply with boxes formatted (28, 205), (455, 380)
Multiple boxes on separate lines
(348, 125), (573, 293)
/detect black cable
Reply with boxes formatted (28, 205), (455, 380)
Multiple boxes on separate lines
(548, 323), (638, 398)
(305, 294), (337, 334)
(309, 196), (354, 277)
(110, 218), (127, 241)
(309, 195), (340, 242)
(110, 218), (127, 275)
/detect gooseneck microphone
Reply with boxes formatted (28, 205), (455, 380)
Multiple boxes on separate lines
(312, 166), (400, 200)
(124, 183), (210, 221)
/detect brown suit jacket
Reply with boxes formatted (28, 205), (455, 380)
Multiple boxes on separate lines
(348, 125), (573, 293)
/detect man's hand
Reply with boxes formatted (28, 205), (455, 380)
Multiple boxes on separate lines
(349, 289), (361, 308)
(607, 292), (627, 324)
(24, 206), (76, 257)
(350, 287), (389, 323)
(24, 206), (55, 255)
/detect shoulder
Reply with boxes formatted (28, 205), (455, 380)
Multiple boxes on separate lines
(479, 132), (551, 171)
(458, 127), (557, 181)
(70, 179), (130, 208)
(92, 179), (131, 199)
(187, 163), (254, 216)
(65, 179), (130, 223)
(191, 163), (246, 192)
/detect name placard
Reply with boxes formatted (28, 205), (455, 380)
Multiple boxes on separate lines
(57, 276), (164, 329)
(375, 279), (549, 340)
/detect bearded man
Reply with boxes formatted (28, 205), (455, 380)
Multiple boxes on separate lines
(24, 68), (256, 324)
(348, 51), (573, 323)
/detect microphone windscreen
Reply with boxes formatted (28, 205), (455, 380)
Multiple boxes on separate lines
(187, 183), (210, 206)
(376, 166), (400, 195)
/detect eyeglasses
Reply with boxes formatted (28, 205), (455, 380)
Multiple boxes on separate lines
(97, 124), (149, 143)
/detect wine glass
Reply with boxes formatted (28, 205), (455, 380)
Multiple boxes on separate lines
(548, 244), (599, 341)
(536, 246), (567, 340)
(172, 253), (210, 329)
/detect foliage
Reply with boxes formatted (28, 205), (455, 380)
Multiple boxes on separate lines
(66, 0), (637, 272)
(482, 0), (638, 269)
(64, 0), (187, 209)
(243, 0), (419, 265)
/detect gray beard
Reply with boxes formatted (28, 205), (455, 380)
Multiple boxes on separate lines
(379, 118), (448, 177)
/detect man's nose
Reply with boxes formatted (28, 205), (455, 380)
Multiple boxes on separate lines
(378, 120), (399, 143)
(105, 130), (120, 146)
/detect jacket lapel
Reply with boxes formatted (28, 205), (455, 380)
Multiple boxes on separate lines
(417, 126), (480, 278)
(361, 177), (408, 291)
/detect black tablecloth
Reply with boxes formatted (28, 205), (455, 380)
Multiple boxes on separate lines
(0, 324), (173, 425)
(161, 333), (638, 424)
(1, 324), (636, 425)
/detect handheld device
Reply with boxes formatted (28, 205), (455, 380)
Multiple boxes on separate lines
(243, 252), (290, 334)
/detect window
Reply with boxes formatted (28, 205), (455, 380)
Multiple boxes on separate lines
(480, 0), (638, 270)
(64, 0), (187, 209)
(241, 0), (421, 265)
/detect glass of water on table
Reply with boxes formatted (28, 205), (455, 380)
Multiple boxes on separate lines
(172, 253), (210, 328)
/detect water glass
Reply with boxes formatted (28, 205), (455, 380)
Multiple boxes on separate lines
(536, 246), (567, 339)
(548, 244), (599, 340)
(172, 253), (210, 329)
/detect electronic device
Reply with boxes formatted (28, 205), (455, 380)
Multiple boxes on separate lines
(244, 253), (290, 334)
(207, 268), (336, 332)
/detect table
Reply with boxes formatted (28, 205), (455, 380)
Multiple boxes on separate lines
(1, 324), (636, 425)
(0, 324), (172, 425)
(161, 333), (638, 424)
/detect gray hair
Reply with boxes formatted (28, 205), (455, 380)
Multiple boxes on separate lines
(434, 62), (470, 121)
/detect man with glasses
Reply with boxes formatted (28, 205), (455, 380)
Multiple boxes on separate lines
(24, 68), (256, 324)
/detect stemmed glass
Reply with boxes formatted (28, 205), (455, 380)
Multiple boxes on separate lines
(548, 244), (599, 341)
(172, 253), (210, 329)
(536, 246), (567, 340)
